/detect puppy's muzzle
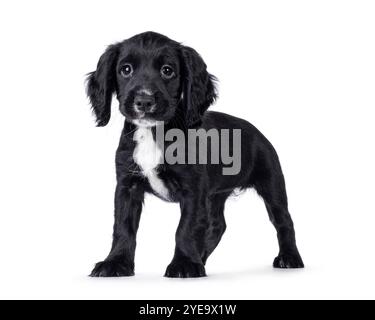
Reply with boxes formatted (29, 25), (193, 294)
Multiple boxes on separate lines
(134, 94), (156, 114)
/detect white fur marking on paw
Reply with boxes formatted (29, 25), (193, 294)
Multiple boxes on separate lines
(133, 127), (170, 200)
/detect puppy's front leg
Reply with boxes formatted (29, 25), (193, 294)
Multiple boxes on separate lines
(165, 194), (208, 278)
(90, 181), (144, 277)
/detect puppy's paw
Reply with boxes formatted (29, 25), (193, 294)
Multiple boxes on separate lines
(165, 260), (206, 278)
(90, 260), (134, 277)
(273, 252), (304, 269)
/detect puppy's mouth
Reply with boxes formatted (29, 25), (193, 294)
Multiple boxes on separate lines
(132, 118), (158, 127)
(129, 105), (159, 127)
(121, 96), (176, 126)
(133, 104), (157, 118)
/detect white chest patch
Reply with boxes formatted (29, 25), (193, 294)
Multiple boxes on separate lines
(133, 127), (170, 201)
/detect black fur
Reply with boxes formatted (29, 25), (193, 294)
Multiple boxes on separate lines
(86, 32), (304, 278)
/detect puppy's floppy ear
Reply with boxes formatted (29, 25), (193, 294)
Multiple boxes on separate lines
(86, 44), (120, 126)
(180, 45), (217, 127)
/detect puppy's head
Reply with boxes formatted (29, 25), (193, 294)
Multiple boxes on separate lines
(86, 32), (217, 127)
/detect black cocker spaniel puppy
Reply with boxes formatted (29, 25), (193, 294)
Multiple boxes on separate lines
(86, 31), (304, 278)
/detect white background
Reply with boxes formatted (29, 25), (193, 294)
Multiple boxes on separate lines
(0, 0), (374, 300)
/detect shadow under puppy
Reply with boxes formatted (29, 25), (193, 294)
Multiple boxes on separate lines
(86, 31), (304, 277)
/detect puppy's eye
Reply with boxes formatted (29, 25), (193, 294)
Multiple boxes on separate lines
(161, 65), (175, 79)
(120, 64), (133, 78)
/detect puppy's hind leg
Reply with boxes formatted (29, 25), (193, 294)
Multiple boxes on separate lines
(253, 152), (304, 269)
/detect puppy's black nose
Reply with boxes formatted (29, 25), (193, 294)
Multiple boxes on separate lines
(134, 95), (155, 112)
